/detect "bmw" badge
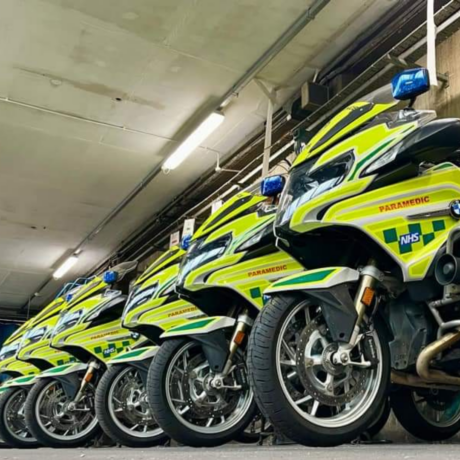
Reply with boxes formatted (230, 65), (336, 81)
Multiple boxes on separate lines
(450, 200), (460, 219)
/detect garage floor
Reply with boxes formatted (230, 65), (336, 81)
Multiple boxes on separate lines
(1, 445), (459, 460)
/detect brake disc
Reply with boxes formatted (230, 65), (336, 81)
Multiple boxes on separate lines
(116, 374), (153, 426)
(296, 319), (366, 406)
(181, 353), (240, 419)
(42, 383), (93, 432)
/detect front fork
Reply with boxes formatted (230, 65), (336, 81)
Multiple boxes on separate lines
(68, 360), (100, 409)
(211, 311), (253, 388)
(333, 261), (382, 365)
(349, 262), (381, 345)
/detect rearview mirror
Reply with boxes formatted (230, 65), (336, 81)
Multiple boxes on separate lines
(261, 175), (285, 197)
(391, 68), (430, 101)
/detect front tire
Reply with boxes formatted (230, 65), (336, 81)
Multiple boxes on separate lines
(25, 377), (101, 448)
(95, 364), (169, 447)
(147, 338), (257, 447)
(391, 386), (460, 441)
(0, 388), (40, 448)
(248, 294), (391, 447)
(362, 397), (391, 439)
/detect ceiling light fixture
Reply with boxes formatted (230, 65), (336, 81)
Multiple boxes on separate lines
(53, 255), (79, 279)
(162, 112), (225, 172)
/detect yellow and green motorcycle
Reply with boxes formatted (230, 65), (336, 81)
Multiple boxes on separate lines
(94, 247), (202, 447)
(147, 191), (303, 446)
(24, 263), (143, 448)
(248, 68), (460, 446)
(6, 289), (86, 449)
(0, 319), (40, 447)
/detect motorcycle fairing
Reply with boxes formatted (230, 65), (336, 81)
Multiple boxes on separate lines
(0, 324), (40, 379)
(0, 359), (38, 379)
(0, 374), (37, 392)
(18, 298), (78, 370)
(322, 166), (460, 281)
(181, 209), (303, 311)
(265, 267), (360, 294)
(52, 292), (143, 364)
(193, 192), (266, 240)
(122, 262), (201, 331)
(293, 98), (399, 167)
(288, 121), (418, 231)
(135, 246), (185, 286)
(107, 346), (158, 365)
(160, 317), (236, 338)
(37, 362), (88, 378)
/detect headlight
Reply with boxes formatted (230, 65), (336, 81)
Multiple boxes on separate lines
(22, 327), (48, 346)
(0, 343), (19, 361)
(52, 310), (83, 337)
(236, 223), (273, 252)
(277, 152), (354, 226)
(178, 234), (232, 285)
(122, 282), (159, 320)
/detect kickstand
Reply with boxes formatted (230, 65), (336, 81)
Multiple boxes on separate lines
(353, 432), (392, 445)
(258, 415), (272, 445)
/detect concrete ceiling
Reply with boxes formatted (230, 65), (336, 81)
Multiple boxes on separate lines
(0, 0), (398, 317)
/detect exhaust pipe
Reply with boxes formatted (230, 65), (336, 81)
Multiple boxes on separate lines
(391, 370), (460, 391)
(416, 331), (460, 386)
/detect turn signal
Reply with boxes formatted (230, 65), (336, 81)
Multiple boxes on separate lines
(361, 287), (375, 307)
(233, 331), (245, 345)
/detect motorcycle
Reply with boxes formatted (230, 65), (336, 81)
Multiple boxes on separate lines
(2, 287), (86, 448)
(0, 320), (40, 447)
(248, 67), (460, 446)
(94, 246), (202, 447)
(147, 191), (304, 446)
(24, 263), (143, 448)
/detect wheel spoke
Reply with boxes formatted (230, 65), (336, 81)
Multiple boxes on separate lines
(310, 355), (323, 366)
(192, 362), (209, 374)
(178, 405), (190, 415)
(295, 394), (312, 406)
(287, 370), (297, 380)
(304, 307), (310, 324)
(183, 351), (189, 372)
(282, 339), (296, 362)
(206, 417), (214, 427)
(173, 366), (184, 375)
(310, 399), (320, 417)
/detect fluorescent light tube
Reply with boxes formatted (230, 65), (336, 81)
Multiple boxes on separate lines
(162, 112), (225, 171)
(53, 256), (78, 279)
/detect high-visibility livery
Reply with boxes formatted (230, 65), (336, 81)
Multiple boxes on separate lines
(94, 247), (202, 448)
(248, 68), (460, 445)
(24, 264), (144, 448)
(0, 294), (81, 447)
(0, 319), (40, 447)
(147, 191), (303, 447)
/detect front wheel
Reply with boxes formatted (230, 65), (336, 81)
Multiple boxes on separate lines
(95, 364), (169, 447)
(0, 388), (40, 448)
(147, 338), (257, 447)
(25, 377), (100, 448)
(391, 386), (460, 441)
(248, 294), (391, 447)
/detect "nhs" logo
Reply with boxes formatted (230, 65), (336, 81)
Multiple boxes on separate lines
(399, 232), (420, 245)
